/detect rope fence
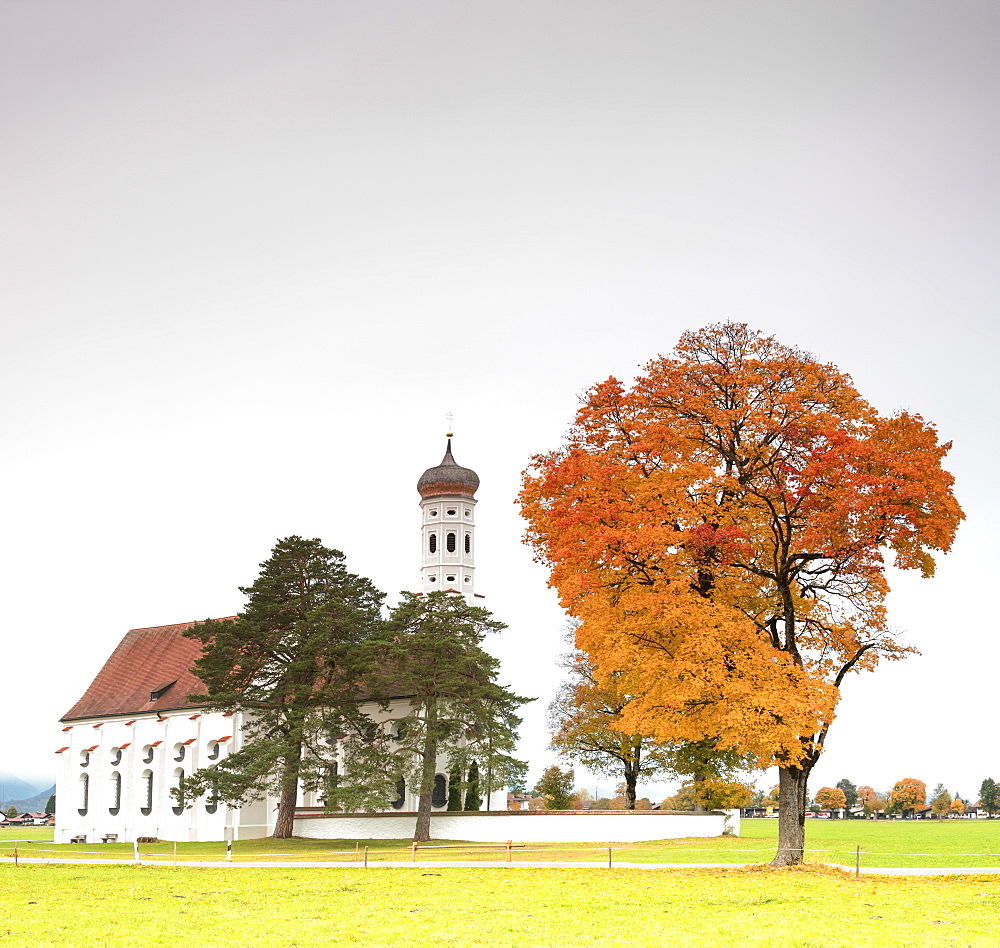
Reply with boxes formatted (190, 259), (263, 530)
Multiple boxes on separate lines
(4, 840), (1000, 872)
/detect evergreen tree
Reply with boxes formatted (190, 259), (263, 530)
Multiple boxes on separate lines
(447, 760), (463, 811)
(465, 760), (481, 811)
(179, 537), (386, 838)
(5, 805), (17, 818)
(836, 779), (858, 811)
(44, 795), (55, 816)
(980, 778), (999, 817)
(343, 591), (529, 842)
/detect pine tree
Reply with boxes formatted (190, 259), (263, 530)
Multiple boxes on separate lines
(343, 591), (529, 842)
(44, 795), (55, 816)
(180, 537), (386, 837)
(980, 778), (999, 817)
(5, 805), (17, 819)
(835, 779), (858, 810)
(465, 760), (481, 811)
(447, 760), (463, 811)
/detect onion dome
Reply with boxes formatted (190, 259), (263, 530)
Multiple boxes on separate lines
(417, 439), (480, 498)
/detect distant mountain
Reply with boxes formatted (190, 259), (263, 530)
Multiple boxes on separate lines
(0, 773), (42, 801)
(1, 785), (56, 813)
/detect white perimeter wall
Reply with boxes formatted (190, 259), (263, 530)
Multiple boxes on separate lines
(295, 809), (739, 842)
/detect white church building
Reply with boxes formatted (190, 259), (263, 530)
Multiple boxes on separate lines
(54, 439), (504, 843)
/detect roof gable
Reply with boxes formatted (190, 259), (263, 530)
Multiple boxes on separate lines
(61, 619), (230, 721)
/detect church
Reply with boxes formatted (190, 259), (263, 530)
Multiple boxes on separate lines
(54, 438), (506, 843)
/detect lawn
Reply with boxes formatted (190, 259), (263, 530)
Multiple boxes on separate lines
(2, 863), (999, 947)
(6, 819), (1000, 870)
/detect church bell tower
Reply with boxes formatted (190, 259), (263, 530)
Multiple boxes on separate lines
(417, 433), (479, 603)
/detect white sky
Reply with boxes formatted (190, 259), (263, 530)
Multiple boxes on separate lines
(2, 0), (997, 803)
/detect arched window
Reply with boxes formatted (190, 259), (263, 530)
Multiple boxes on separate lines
(172, 768), (186, 815)
(142, 745), (154, 764)
(464, 533), (471, 553)
(207, 741), (220, 761)
(79, 750), (90, 768)
(173, 743), (186, 762)
(109, 747), (122, 767)
(109, 772), (121, 816)
(78, 773), (89, 816)
(446, 533), (456, 552)
(432, 774), (447, 808)
(390, 778), (406, 810)
(140, 770), (153, 816)
(429, 533), (437, 553)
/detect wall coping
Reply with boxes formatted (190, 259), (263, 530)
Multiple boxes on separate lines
(293, 808), (723, 820)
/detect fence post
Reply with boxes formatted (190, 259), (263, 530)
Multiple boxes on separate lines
(608, 846), (612, 869)
(855, 845), (861, 878)
(13, 846), (17, 867)
(226, 840), (232, 862)
(507, 839), (512, 863)
(133, 840), (140, 865)
(411, 842), (418, 863)
(364, 845), (369, 869)
(173, 842), (177, 869)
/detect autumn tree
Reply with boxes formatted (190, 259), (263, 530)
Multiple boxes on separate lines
(814, 786), (847, 810)
(949, 796), (966, 817)
(533, 765), (576, 810)
(343, 592), (527, 842)
(520, 323), (961, 865)
(890, 778), (927, 816)
(549, 634), (700, 809)
(979, 778), (998, 817)
(5, 805), (16, 819)
(180, 537), (385, 837)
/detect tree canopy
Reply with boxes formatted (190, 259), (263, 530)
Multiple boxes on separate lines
(342, 591), (529, 842)
(520, 323), (961, 864)
(181, 536), (386, 837)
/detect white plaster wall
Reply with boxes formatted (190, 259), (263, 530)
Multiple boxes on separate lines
(295, 810), (739, 842)
(55, 709), (266, 843)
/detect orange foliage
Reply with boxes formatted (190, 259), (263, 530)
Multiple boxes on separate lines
(890, 778), (927, 812)
(520, 324), (961, 810)
(814, 786), (847, 810)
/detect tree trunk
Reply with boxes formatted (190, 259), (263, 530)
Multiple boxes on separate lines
(413, 700), (439, 843)
(772, 763), (811, 866)
(272, 747), (302, 839)
(692, 772), (707, 813)
(624, 764), (638, 810)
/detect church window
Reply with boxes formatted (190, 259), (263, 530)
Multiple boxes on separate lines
(390, 778), (406, 810)
(429, 509), (438, 517)
(447, 508), (456, 516)
(142, 745), (155, 764)
(79, 750), (90, 767)
(464, 533), (471, 553)
(464, 576), (471, 583)
(109, 747), (122, 767)
(465, 508), (471, 517)
(432, 774), (447, 807)
(205, 787), (219, 815)
(78, 773), (89, 816)
(109, 772), (121, 815)
(141, 770), (154, 816)
(172, 768), (186, 815)
(173, 743), (186, 762)
(207, 741), (220, 761)
(428, 575), (436, 582)
(446, 532), (456, 552)
(446, 575), (455, 583)
(429, 533), (437, 553)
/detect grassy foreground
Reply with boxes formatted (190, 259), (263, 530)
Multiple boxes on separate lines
(2, 863), (1000, 947)
(8, 819), (1000, 869)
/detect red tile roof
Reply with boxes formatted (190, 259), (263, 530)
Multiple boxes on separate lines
(61, 619), (231, 722)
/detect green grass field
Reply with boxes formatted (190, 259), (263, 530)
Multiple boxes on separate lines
(2, 863), (999, 947)
(6, 819), (1000, 870)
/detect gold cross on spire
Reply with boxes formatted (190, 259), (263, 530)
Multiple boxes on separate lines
(446, 412), (454, 438)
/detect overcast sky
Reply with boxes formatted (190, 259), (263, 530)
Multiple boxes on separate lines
(2, 1), (997, 803)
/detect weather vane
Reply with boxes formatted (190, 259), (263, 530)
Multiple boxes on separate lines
(446, 412), (454, 438)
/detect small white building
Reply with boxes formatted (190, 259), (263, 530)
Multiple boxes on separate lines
(55, 438), (501, 843)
